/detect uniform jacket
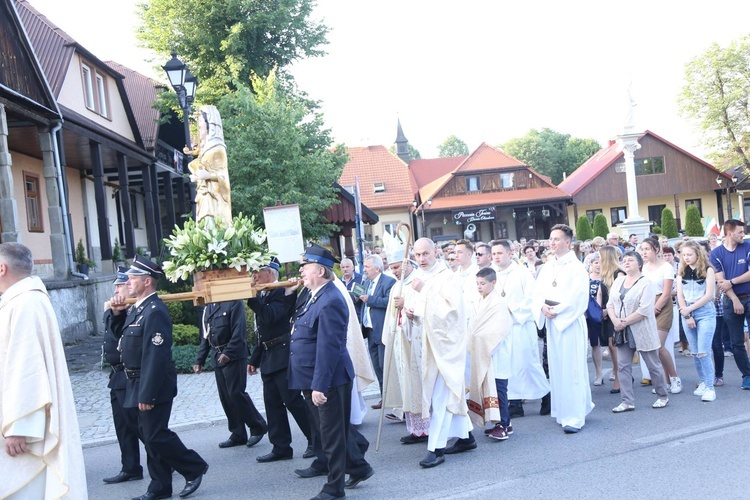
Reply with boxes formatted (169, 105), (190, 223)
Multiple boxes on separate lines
(195, 299), (248, 368)
(361, 273), (396, 344)
(111, 294), (177, 408)
(288, 280), (354, 393)
(247, 288), (296, 374)
(103, 308), (126, 391)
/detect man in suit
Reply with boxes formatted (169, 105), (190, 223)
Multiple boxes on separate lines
(289, 244), (373, 500)
(102, 267), (143, 484)
(193, 298), (267, 449)
(110, 256), (208, 500)
(360, 254), (396, 408)
(247, 257), (313, 462)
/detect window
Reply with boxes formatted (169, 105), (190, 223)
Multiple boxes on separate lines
(81, 64), (95, 110)
(466, 176), (480, 192)
(24, 172), (43, 232)
(430, 227), (443, 239)
(81, 60), (109, 118)
(611, 206), (627, 225)
(383, 223), (396, 236)
(373, 182), (385, 193)
(130, 193), (139, 228)
(96, 74), (108, 117)
(686, 198), (703, 217)
(586, 209), (602, 224)
(648, 204), (666, 226)
(635, 156), (665, 175)
(500, 173), (514, 189)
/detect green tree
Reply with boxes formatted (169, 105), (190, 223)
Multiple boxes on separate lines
(501, 129), (601, 184)
(388, 144), (422, 160)
(661, 208), (679, 238)
(679, 35), (750, 170)
(438, 135), (469, 157)
(576, 215), (594, 241)
(593, 213), (610, 239)
(684, 205), (704, 237)
(137, 0), (329, 103)
(219, 72), (346, 240)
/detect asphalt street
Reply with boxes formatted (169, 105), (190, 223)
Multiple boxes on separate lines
(82, 351), (750, 500)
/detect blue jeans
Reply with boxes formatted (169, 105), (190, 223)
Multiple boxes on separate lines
(721, 297), (750, 378)
(494, 379), (510, 427)
(712, 316), (727, 378)
(682, 303), (716, 387)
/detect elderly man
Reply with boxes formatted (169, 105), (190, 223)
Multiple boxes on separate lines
(0, 243), (87, 499)
(607, 232), (626, 256)
(534, 225), (594, 434)
(289, 244), (372, 499)
(360, 254), (396, 408)
(340, 258), (364, 324)
(246, 257), (312, 462)
(475, 243), (492, 269)
(406, 238), (473, 468)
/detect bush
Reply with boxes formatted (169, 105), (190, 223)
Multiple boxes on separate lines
(246, 305), (257, 351)
(172, 344), (213, 373)
(576, 215), (594, 241)
(651, 224), (662, 234)
(593, 213), (610, 238)
(685, 205), (704, 237)
(661, 208), (678, 238)
(173, 323), (200, 346)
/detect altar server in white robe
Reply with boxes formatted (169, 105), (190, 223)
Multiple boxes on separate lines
(534, 225), (595, 433)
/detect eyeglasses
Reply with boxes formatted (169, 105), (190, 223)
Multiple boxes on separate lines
(475, 252), (486, 257)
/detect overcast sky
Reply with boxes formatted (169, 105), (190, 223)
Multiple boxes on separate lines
(26, 0), (750, 160)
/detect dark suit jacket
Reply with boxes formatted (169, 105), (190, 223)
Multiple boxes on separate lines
(342, 272), (364, 322)
(247, 288), (296, 375)
(361, 273), (396, 344)
(112, 294), (177, 408)
(195, 299), (248, 368)
(288, 281), (354, 393)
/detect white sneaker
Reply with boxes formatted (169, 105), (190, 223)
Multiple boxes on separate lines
(693, 382), (707, 396)
(670, 377), (682, 394)
(701, 387), (716, 402)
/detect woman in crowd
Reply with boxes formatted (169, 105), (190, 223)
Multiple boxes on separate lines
(640, 237), (682, 393)
(708, 233), (719, 250)
(607, 251), (670, 411)
(600, 246), (624, 393)
(676, 241), (717, 402)
(523, 245), (539, 270)
(587, 253), (605, 385)
(664, 246), (690, 356)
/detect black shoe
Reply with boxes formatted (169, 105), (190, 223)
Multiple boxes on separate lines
(508, 406), (525, 418)
(302, 444), (315, 459)
(309, 492), (344, 500)
(400, 433), (428, 445)
(257, 452), (293, 463)
(131, 493), (171, 500)
(246, 434), (265, 448)
(419, 451), (445, 468)
(218, 438), (244, 448)
(540, 393), (551, 416)
(443, 434), (477, 455)
(345, 467), (374, 488)
(295, 466), (328, 478)
(563, 425), (581, 434)
(179, 464), (208, 498)
(104, 471), (143, 484)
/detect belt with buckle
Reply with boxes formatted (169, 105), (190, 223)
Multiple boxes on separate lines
(124, 368), (141, 379)
(111, 363), (125, 373)
(263, 334), (290, 350)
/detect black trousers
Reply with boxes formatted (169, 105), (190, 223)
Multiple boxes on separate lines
(110, 386), (142, 475)
(261, 368), (312, 455)
(215, 357), (267, 441)
(304, 382), (371, 497)
(138, 400), (208, 495)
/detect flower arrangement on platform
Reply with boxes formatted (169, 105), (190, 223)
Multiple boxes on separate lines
(162, 214), (272, 283)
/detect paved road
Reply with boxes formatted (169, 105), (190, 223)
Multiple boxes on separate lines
(77, 350), (750, 499)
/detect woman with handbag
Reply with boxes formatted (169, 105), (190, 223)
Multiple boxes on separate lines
(607, 251), (670, 412)
(586, 253), (605, 385)
(600, 246), (625, 393)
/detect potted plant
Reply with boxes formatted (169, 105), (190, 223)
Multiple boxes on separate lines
(75, 238), (96, 275)
(112, 238), (125, 268)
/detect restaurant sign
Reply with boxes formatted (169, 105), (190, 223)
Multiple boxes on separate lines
(452, 207), (496, 224)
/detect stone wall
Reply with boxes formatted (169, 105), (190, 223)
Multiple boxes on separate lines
(46, 275), (113, 343)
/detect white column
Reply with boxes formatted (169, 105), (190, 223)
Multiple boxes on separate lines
(617, 133), (643, 222)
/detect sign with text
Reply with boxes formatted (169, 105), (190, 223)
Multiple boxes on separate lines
(262, 204), (304, 263)
(452, 207), (496, 224)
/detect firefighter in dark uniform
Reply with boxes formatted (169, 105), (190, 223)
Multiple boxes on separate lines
(193, 299), (268, 448)
(247, 257), (312, 462)
(102, 267), (143, 485)
(110, 256), (208, 500)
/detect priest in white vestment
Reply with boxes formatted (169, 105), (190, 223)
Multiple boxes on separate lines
(533, 226), (594, 433)
(406, 238), (473, 468)
(0, 243), (88, 499)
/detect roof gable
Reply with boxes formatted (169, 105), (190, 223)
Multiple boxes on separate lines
(106, 61), (161, 150)
(409, 156), (466, 188)
(455, 142), (527, 173)
(339, 146), (417, 210)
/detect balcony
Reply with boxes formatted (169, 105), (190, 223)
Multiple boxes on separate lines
(155, 139), (185, 174)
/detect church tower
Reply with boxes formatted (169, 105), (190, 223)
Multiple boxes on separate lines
(394, 118), (411, 163)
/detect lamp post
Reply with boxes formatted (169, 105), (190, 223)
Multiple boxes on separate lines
(162, 52), (198, 150)
(716, 175), (738, 220)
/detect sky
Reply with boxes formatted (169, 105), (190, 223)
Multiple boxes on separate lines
(24, 0), (750, 160)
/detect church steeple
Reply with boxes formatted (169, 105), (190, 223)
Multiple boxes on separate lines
(394, 118), (411, 163)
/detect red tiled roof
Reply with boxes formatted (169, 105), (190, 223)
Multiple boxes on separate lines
(106, 61), (161, 150)
(409, 156), (466, 188)
(424, 187), (571, 211)
(339, 146), (417, 210)
(454, 142), (527, 172)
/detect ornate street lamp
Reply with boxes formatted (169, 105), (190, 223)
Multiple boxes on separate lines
(162, 52), (198, 149)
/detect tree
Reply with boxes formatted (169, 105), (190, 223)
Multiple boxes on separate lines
(500, 129), (601, 184)
(219, 72), (346, 240)
(388, 144), (422, 160)
(137, 0), (329, 102)
(679, 35), (750, 170)
(684, 205), (704, 237)
(592, 213), (610, 239)
(661, 208), (679, 238)
(576, 216), (594, 241)
(438, 135), (469, 157)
